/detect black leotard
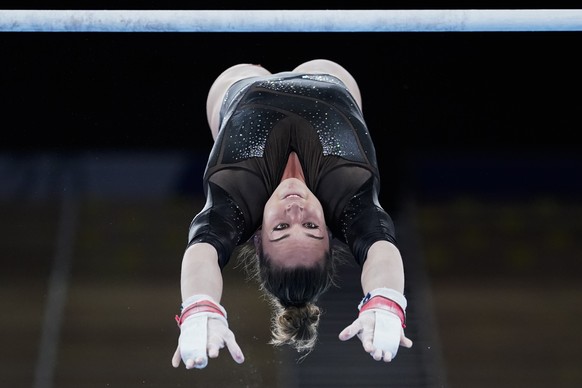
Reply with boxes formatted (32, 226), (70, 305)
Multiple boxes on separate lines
(188, 73), (396, 269)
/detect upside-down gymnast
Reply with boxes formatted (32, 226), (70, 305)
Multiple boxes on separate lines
(172, 59), (413, 369)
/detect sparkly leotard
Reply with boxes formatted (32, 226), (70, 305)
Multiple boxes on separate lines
(188, 73), (396, 269)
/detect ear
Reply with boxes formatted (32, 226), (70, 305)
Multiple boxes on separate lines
(253, 233), (262, 250)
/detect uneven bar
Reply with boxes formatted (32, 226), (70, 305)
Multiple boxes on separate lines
(1, 9), (582, 32)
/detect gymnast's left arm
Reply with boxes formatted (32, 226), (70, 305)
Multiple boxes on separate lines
(338, 240), (413, 362)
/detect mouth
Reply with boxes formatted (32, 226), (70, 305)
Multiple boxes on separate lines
(284, 194), (302, 199)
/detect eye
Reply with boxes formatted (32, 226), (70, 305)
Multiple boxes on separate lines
(273, 223), (289, 231)
(303, 222), (319, 229)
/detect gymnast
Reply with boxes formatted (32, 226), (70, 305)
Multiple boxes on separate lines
(172, 59), (412, 369)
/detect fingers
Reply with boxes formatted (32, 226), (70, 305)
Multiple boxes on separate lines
(370, 347), (383, 361)
(171, 344), (212, 369)
(400, 333), (413, 348)
(338, 315), (374, 353)
(362, 334), (374, 354)
(207, 320), (245, 364)
(178, 349), (208, 369)
(224, 335), (245, 364)
(359, 315), (376, 353)
(369, 347), (394, 362)
(341, 311), (412, 363)
(185, 356), (208, 369)
(338, 320), (362, 341)
(206, 340), (229, 361)
(367, 333), (412, 363)
(177, 314), (244, 369)
(171, 347), (181, 368)
(207, 341), (243, 364)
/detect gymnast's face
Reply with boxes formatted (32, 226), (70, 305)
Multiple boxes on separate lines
(261, 178), (329, 268)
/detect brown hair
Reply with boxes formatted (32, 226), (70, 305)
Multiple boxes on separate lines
(235, 234), (347, 356)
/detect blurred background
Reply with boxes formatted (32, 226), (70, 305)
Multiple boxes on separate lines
(2, 3), (582, 387)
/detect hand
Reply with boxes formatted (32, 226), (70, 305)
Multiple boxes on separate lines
(172, 313), (245, 369)
(339, 309), (412, 362)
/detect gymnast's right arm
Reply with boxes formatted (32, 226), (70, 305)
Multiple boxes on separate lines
(171, 243), (245, 369)
(171, 183), (248, 369)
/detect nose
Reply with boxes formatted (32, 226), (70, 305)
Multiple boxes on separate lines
(285, 202), (303, 222)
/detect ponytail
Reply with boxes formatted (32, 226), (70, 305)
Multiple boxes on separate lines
(270, 303), (321, 354)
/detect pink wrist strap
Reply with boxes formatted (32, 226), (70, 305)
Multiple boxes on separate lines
(359, 295), (406, 328)
(175, 300), (226, 327)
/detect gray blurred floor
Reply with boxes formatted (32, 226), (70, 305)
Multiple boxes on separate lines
(2, 152), (581, 388)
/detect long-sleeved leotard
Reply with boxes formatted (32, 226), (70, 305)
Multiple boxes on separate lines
(188, 73), (396, 269)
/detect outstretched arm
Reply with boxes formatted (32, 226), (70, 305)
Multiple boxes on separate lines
(360, 240), (405, 294)
(172, 243), (245, 369)
(339, 240), (413, 362)
(180, 243), (223, 301)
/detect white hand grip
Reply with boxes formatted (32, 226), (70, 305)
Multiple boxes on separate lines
(372, 310), (401, 358)
(179, 314), (209, 369)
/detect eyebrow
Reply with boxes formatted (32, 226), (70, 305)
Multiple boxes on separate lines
(269, 233), (325, 242)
